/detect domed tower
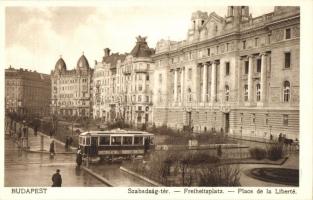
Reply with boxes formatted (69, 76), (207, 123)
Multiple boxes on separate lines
(76, 53), (90, 70)
(54, 56), (67, 72)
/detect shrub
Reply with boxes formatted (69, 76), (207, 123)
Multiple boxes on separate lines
(198, 165), (241, 186)
(249, 147), (267, 160)
(267, 143), (284, 160)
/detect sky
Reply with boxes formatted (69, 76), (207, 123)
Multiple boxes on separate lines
(5, 4), (274, 74)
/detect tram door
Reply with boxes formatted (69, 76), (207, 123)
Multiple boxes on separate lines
(90, 137), (98, 156)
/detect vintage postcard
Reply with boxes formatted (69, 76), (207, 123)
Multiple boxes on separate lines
(1, 0), (312, 199)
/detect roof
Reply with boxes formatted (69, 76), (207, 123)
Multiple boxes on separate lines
(79, 129), (154, 136)
(102, 53), (127, 67)
(77, 54), (89, 69)
(55, 57), (67, 71)
(130, 36), (154, 58)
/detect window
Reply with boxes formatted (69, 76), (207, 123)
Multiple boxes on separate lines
(188, 68), (192, 80)
(225, 85), (230, 101)
(242, 40), (246, 49)
(283, 114), (288, 126)
(146, 96), (149, 102)
(188, 88), (192, 102)
(257, 59), (261, 73)
(244, 61), (249, 74)
(138, 85), (142, 91)
(255, 38), (259, 47)
(146, 74), (149, 81)
(240, 113), (243, 124)
(134, 136), (143, 145)
(225, 62), (230, 75)
(265, 114), (269, 125)
(123, 137), (132, 145)
(244, 84), (248, 101)
(283, 81), (290, 102)
(111, 136), (121, 145)
(216, 46), (219, 54)
(207, 48), (210, 56)
(138, 106), (142, 111)
(138, 95), (142, 102)
(252, 113), (256, 124)
(138, 74), (142, 80)
(285, 28), (291, 39)
(99, 136), (110, 145)
(284, 52), (291, 68)
(159, 74), (162, 83)
(256, 84), (261, 101)
(226, 43), (229, 51)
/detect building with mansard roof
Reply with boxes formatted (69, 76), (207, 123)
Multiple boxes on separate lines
(152, 6), (299, 140)
(5, 66), (51, 117)
(93, 36), (155, 126)
(50, 54), (93, 117)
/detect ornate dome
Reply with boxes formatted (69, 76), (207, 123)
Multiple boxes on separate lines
(76, 53), (89, 69)
(55, 56), (66, 71)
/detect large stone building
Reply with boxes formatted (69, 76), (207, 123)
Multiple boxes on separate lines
(5, 66), (51, 117)
(93, 36), (155, 126)
(50, 54), (93, 117)
(152, 6), (299, 140)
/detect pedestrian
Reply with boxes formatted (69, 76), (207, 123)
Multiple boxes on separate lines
(76, 149), (83, 167)
(51, 169), (62, 187)
(50, 140), (55, 158)
(69, 137), (73, 147)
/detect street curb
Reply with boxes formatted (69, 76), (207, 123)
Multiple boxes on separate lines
(219, 156), (289, 166)
(26, 149), (75, 154)
(37, 132), (78, 151)
(119, 166), (163, 186)
(81, 166), (114, 187)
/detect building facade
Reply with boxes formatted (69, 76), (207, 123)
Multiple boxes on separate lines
(50, 54), (93, 117)
(5, 66), (51, 117)
(152, 6), (300, 140)
(93, 36), (155, 126)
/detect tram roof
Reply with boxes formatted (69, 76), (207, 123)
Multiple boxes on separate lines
(79, 129), (154, 136)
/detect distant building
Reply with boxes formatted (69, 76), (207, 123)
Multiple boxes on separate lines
(93, 36), (155, 126)
(50, 54), (93, 117)
(5, 66), (51, 117)
(152, 6), (300, 140)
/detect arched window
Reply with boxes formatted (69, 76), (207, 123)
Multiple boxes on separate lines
(256, 83), (261, 101)
(225, 85), (230, 101)
(283, 81), (290, 102)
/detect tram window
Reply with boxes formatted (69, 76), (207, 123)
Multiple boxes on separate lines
(134, 136), (143, 145)
(123, 136), (133, 145)
(99, 136), (110, 145)
(86, 137), (91, 145)
(79, 137), (82, 145)
(111, 136), (121, 145)
(149, 137), (154, 145)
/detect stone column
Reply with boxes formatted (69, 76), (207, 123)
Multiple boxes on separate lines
(260, 53), (267, 103)
(248, 55), (254, 103)
(211, 61), (217, 102)
(180, 69), (183, 102)
(202, 63), (207, 102)
(219, 61), (226, 102)
(173, 69), (178, 102)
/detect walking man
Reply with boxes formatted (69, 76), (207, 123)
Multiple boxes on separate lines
(51, 169), (62, 187)
(50, 140), (55, 158)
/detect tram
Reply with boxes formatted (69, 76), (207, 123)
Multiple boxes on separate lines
(78, 129), (155, 160)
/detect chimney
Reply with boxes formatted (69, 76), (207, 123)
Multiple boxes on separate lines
(104, 48), (111, 57)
